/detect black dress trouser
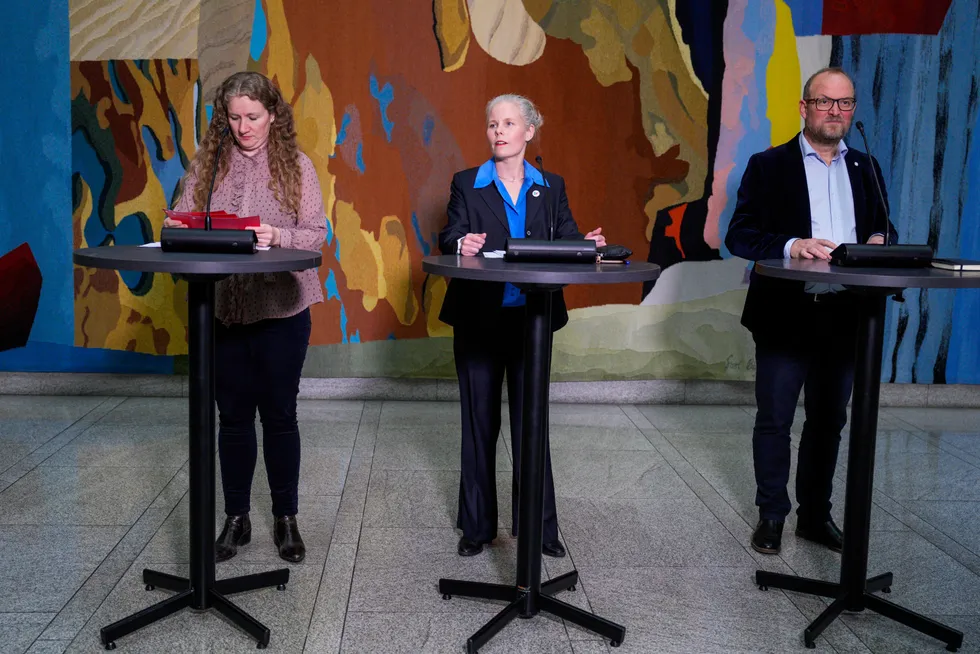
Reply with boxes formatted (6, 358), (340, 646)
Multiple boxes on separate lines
(453, 306), (559, 544)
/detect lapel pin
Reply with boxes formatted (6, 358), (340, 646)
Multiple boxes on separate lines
(854, 161), (859, 166)
(532, 190), (540, 197)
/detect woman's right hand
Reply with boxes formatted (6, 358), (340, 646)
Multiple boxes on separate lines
(163, 217), (188, 229)
(459, 233), (486, 256)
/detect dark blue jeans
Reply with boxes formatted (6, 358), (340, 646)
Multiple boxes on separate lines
(752, 316), (856, 523)
(215, 308), (311, 517)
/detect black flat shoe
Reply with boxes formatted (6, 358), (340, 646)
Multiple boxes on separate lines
(796, 518), (844, 553)
(542, 540), (566, 558)
(274, 515), (306, 563)
(751, 519), (784, 554)
(216, 514), (251, 562)
(457, 537), (484, 557)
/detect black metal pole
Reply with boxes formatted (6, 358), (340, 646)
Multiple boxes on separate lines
(515, 290), (552, 617)
(840, 294), (886, 610)
(187, 281), (216, 609)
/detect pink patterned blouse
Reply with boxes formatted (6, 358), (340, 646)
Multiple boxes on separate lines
(174, 145), (326, 325)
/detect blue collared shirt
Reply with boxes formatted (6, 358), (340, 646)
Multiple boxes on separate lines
(784, 133), (857, 259)
(786, 133), (857, 294)
(473, 159), (546, 307)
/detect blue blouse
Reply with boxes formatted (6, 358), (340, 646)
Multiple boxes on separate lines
(473, 159), (546, 307)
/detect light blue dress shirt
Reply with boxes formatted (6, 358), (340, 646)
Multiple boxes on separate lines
(784, 133), (857, 259)
(785, 133), (857, 294)
(473, 159), (546, 307)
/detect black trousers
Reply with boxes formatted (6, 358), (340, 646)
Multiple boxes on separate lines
(453, 307), (559, 544)
(214, 308), (311, 517)
(752, 299), (856, 523)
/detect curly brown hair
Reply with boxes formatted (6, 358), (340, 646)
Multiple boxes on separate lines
(180, 72), (302, 216)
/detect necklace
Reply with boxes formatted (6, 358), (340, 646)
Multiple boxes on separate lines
(499, 175), (524, 182)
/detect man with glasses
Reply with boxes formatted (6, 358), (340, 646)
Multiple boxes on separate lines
(725, 67), (897, 555)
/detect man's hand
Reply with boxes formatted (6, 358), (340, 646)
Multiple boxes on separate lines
(867, 234), (885, 245)
(790, 238), (837, 260)
(459, 233), (486, 256)
(584, 227), (606, 247)
(246, 224), (281, 248)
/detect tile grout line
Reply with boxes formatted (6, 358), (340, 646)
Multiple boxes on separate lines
(34, 403), (191, 648)
(619, 405), (869, 653)
(0, 396), (128, 489)
(337, 400), (381, 654)
(302, 400), (378, 653)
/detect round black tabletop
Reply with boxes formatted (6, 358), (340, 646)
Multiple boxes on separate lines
(422, 255), (660, 285)
(73, 246), (322, 275)
(754, 259), (980, 289)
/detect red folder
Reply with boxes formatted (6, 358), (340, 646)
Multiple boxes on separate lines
(164, 210), (260, 230)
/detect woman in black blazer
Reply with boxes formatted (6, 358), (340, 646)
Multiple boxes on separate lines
(438, 94), (605, 558)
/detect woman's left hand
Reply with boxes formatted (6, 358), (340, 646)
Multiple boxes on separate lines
(585, 227), (606, 248)
(247, 224), (281, 248)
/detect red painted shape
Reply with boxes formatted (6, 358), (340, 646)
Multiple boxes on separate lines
(823, 0), (952, 36)
(665, 204), (687, 259)
(0, 243), (43, 352)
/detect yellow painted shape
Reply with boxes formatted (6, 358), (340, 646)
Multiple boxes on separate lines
(263, 0), (296, 100)
(665, 0), (707, 98)
(580, 5), (632, 86)
(767, 0), (802, 146)
(334, 201), (383, 312)
(294, 54), (337, 231)
(434, 0), (470, 72)
(377, 216), (419, 326)
(424, 275), (453, 338)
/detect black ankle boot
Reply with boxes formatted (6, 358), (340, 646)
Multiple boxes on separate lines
(216, 514), (251, 562)
(274, 515), (306, 563)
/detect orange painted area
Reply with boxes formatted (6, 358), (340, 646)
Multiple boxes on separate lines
(665, 204), (687, 259)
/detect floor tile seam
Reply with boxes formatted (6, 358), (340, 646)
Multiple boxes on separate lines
(876, 495), (980, 564)
(636, 427), (810, 576)
(301, 403), (376, 652)
(43, 467), (189, 646)
(868, 493), (980, 575)
(0, 397), (129, 488)
(779, 592), (864, 653)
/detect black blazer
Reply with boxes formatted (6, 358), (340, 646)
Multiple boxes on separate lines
(725, 133), (898, 340)
(437, 166), (583, 331)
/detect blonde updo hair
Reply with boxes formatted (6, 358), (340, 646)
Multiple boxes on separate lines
(485, 94), (544, 140)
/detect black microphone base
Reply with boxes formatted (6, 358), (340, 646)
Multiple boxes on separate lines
(830, 243), (932, 268)
(161, 228), (258, 254)
(504, 238), (596, 263)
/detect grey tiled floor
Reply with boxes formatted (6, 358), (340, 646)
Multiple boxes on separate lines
(0, 396), (978, 653)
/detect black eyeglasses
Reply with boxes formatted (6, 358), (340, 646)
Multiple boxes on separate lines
(805, 97), (857, 111)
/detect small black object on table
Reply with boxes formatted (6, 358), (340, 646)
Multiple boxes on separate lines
(752, 259), (979, 652)
(73, 246), (322, 650)
(422, 255), (660, 654)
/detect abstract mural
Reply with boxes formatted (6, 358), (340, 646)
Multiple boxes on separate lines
(1, 0), (977, 383)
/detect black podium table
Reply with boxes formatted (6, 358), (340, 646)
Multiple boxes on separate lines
(73, 245), (322, 650)
(422, 255), (660, 653)
(752, 259), (980, 652)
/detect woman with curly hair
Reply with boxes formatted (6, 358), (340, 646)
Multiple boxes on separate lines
(166, 71), (326, 564)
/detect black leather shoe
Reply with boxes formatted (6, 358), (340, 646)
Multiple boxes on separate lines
(796, 518), (844, 553)
(542, 540), (566, 558)
(216, 514), (251, 562)
(457, 537), (484, 557)
(751, 519), (784, 554)
(274, 515), (306, 563)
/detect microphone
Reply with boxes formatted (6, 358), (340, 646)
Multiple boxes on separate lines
(534, 155), (555, 241)
(161, 125), (257, 254)
(204, 127), (230, 231)
(854, 121), (890, 246)
(827, 121), (933, 268)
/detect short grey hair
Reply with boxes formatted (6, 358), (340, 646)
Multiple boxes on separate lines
(485, 94), (544, 136)
(803, 67), (855, 99)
